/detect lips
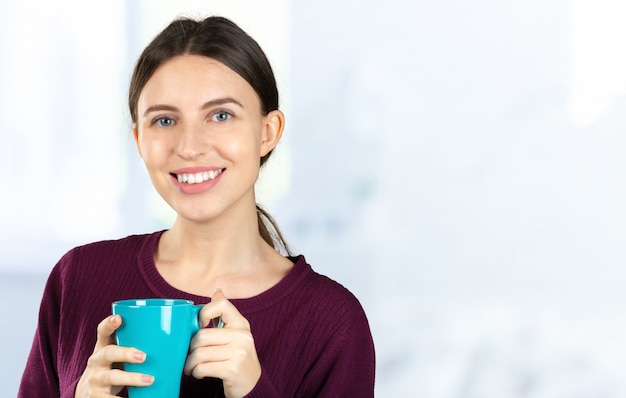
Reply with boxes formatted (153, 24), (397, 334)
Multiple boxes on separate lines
(170, 167), (225, 194)
(174, 169), (224, 184)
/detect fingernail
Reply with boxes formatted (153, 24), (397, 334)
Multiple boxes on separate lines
(134, 351), (146, 361)
(214, 288), (223, 295)
(141, 375), (154, 384)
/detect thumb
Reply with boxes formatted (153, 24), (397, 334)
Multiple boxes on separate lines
(211, 288), (225, 328)
(212, 288), (226, 300)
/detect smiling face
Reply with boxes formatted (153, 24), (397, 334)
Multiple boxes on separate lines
(134, 55), (284, 224)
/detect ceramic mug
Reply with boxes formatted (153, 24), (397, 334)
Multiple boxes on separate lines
(112, 298), (203, 398)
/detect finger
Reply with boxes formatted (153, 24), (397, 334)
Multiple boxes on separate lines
(188, 328), (232, 351)
(89, 344), (147, 368)
(95, 315), (122, 349)
(212, 289), (226, 300)
(187, 328), (256, 376)
(199, 290), (249, 330)
(212, 290), (226, 328)
(201, 289), (227, 328)
(94, 368), (154, 388)
(187, 355), (259, 386)
(189, 326), (256, 351)
(184, 345), (231, 375)
(187, 360), (229, 380)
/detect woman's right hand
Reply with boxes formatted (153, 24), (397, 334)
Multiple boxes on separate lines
(75, 315), (154, 397)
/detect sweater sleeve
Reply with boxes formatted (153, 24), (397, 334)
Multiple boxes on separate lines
(18, 257), (66, 398)
(316, 305), (376, 397)
(298, 291), (376, 398)
(237, 280), (375, 398)
(242, 365), (281, 397)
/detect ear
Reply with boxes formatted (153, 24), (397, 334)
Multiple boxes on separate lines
(260, 110), (285, 157)
(132, 124), (142, 157)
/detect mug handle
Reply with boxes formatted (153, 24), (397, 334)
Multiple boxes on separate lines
(192, 305), (203, 333)
(191, 304), (224, 333)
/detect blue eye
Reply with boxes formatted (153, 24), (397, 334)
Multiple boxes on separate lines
(212, 111), (232, 122)
(155, 117), (175, 127)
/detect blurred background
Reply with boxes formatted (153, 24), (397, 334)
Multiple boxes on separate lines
(2, 0), (626, 396)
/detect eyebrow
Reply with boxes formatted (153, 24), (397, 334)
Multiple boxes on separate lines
(142, 97), (244, 117)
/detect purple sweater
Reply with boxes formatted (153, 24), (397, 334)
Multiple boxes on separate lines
(19, 231), (375, 397)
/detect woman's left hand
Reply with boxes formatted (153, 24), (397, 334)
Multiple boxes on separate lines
(184, 290), (262, 398)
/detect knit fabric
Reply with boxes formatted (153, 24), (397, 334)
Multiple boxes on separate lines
(19, 231), (375, 397)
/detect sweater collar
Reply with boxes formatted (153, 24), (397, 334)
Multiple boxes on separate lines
(137, 230), (311, 313)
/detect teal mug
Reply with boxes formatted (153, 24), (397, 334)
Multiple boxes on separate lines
(112, 299), (203, 398)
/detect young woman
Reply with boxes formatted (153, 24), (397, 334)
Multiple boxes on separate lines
(19, 16), (375, 398)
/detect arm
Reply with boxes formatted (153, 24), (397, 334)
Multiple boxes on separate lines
(247, 291), (376, 398)
(299, 299), (376, 398)
(18, 250), (153, 398)
(18, 261), (64, 397)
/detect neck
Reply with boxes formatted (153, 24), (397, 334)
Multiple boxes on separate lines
(152, 195), (293, 298)
(158, 205), (264, 276)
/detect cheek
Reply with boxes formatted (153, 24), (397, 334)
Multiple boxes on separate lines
(138, 137), (170, 167)
(220, 129), (263, 162)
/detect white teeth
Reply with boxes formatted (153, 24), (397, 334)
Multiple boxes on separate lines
(176, 169), (222, 184)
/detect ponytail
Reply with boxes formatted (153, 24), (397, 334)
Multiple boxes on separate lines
(256, 204), (292, 256)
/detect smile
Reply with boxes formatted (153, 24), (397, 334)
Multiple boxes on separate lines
(174, 169), (224, 184)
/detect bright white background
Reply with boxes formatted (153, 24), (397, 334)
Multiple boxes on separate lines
(2, 0), (626, 397)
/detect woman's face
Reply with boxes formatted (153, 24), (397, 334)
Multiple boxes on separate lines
(134, 55), (283, 223)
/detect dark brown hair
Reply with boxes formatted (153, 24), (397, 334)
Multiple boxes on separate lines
(129, 16), (291, 255)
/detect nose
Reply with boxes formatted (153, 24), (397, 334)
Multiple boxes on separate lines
(176, 123), (208, 160)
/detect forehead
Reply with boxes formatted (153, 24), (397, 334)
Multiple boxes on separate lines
(138, 55), (260, 109)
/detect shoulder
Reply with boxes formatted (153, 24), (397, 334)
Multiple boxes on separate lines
(41, 232), (162, 309)
(53, 231), (160, 278)
(290, 256), (370, 324)
(284, 257), (375, 375)
(68, 232), (156, 257)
